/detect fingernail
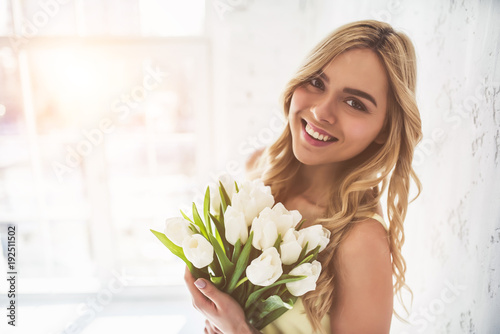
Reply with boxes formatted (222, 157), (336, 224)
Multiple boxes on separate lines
(194, 279), (206, 289)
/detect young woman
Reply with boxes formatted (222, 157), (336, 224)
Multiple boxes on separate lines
(185, 19), (422, 334)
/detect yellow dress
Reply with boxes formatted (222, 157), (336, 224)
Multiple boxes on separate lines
(261, 213), (388, 334)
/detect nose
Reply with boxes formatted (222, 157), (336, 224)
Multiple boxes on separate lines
(311, 96), (336, 124)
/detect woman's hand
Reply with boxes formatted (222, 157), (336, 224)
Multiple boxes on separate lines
(204, 319), (223, 334)
(184, 267), (261, 334)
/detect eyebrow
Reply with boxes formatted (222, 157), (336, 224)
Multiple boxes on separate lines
(343, 88), (378, 107)
(318, 72), (378, 107)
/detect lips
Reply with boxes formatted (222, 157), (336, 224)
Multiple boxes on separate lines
(302, 120), (338, 143)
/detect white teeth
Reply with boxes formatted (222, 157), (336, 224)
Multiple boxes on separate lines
(305, 123), (334, 142)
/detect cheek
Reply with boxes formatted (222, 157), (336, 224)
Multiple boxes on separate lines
(347, 122), (381, 143)
(289, 87), (309, 115)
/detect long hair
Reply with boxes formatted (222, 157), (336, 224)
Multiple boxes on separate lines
(252, 20), (422, 332)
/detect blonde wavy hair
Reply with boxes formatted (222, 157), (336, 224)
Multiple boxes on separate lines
(251, 20), (422, 332)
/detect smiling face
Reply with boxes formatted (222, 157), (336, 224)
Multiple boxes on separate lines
(288, 48), (390, 167)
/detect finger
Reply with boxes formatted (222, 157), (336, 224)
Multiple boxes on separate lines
(206, 320), (221, 334)
(184, 267), (202, 300)
(184, 267), (214, 311)
(184, 266), (196, 285)
(205, 320), (213, 334)
(212, 323), (223, 334)
(193, 278), (226, 310)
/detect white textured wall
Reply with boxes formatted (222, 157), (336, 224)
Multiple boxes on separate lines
(206, 0), (500, 333)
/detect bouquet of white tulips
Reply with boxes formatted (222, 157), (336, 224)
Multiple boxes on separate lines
(151, 176), (331, 330)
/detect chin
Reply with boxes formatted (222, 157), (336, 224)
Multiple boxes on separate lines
(291, 145), (333, 166)
(291, 145), (312, 165)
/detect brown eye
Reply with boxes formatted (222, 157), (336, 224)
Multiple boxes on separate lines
(346, 98), (367, 112)
(309, 77), (325, 90)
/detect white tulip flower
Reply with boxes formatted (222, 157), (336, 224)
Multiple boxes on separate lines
(164, 217), (195, 247)
(280, 228), (303, 265)
(299, 225), (331, 253)
(210, 174), (237, 214)
(250, 208), (279, 251)
(246, 247), (283, 286)
(286, 260), (322, 296)
(224, 205), (248, 245)
(231, 179), (274, 226)
(261, 202), (302, 236)
(182, 234), (214, 268)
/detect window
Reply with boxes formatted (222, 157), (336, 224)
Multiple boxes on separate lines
(0, 0), (210, 293)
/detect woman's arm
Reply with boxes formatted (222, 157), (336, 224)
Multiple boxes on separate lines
(184, 267), (262, 334)
(329, 219), (393, 334)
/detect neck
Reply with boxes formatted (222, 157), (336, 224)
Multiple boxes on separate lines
(292, 163), (341, 208)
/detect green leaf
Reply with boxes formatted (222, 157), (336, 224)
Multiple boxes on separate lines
(232, 279), (247, 307)
(252, 308), (289, 330)
(214, 226), (225, 251)
(252, 297), (296, 330)
(180, 210), (194, 223)
(244, 274), (306, 310)
(203, 187), (212, 235)
(234, 276), (248, 290)
(219, 181), (231, 212)
(297, 241), (309, 263)
(209, 256), (223, 278)
(207, 232), (234, 286)
(219, 190), (228, 213)
(227, 232), (254, 293)
(232, 239), (242, 262)
(188, 224), (198, 234)
(181, 210), (200, 234)
(209, 213), (228, 254)
(150, 229), (186, 262)
(246, 294), (296, 329)
(234, 181), (239, 193)
(297, 245), (321, 267)
(210, 213), (227, 246)
(192, 203), (208, 239)
(150, 229), (208, 279)
(273, 234), (282, 252)
(256, 295), (293, 320)
(296, 219), (306, 230)
(210, 275), (224, 288)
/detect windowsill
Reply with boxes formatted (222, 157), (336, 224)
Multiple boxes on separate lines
(11, 277), (188, 297)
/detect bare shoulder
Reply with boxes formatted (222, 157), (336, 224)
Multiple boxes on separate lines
(329, 218), (393, 333)
(340, 218), (389, 258)
(335, 218), (392, 291)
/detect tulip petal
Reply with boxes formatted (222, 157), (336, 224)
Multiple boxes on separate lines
(183, 234), (214, 269)
(244, 274), (306, 310)
(150, 229), (208, 279)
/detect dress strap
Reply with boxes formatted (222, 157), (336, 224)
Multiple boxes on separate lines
(370, 213), (389, 232)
